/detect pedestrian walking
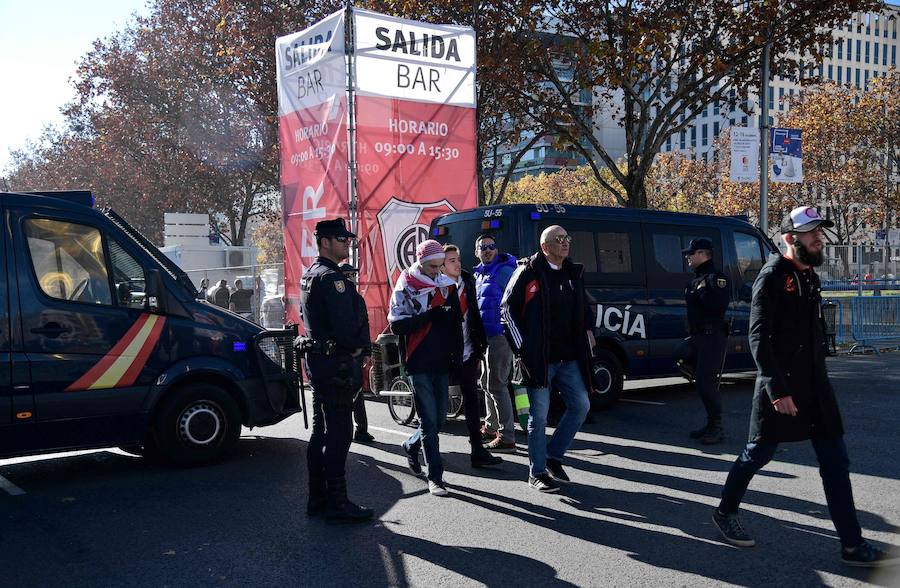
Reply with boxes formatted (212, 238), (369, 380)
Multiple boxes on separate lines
(388, 239), (463, 497)
(683, 238), (730, 444)
(442, 244), (503, 469)
(712, 206), (895, 567)
(501, 225), (593, 493)
(208, 279), (230, 309)
(300, 218), (373, 522)
(338, 262), (375, 444)
(473, 234), (519, 453)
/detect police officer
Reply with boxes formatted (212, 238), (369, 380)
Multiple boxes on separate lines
(683, 238), (730, 445)
(300, 218), (373, 523)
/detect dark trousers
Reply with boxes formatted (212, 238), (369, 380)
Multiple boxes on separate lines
(352, 390), (368, 433)
(692, 332), (726, 419)
(458, 355), (483, 449)
(718, 437), (864, 548)
(307, 387), (353, 481)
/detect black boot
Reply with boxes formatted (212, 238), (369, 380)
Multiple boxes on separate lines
(325, 477), (373, 523)
(689, 418), (711, 439)
(470, 443), (503, 468)
(700, 417), (724, 445)
(306, 476), (327, 516)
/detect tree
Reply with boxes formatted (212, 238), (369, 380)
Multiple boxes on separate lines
(499, 0), (881, 209)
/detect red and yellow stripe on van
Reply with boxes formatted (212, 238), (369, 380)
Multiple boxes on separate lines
(66, 314), (167, 392)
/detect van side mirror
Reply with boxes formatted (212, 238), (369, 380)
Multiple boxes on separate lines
(146, 269), (166, 313)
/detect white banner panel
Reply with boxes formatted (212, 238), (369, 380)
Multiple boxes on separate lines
(353, 9), (476, 107)
(729, 127), (759, 183)
(275, 9), (346, 116)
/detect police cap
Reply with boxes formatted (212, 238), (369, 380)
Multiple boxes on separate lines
(682, 238), (713, 255)
(314, 218), (356, 239)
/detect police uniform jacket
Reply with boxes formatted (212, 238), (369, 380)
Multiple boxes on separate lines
(748, 253), (844, 443)
(685, 259), (730, 333)
(301, 257), (371, 402)
(501, 251), (593, 391)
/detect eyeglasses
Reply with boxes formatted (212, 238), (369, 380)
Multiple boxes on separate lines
(553, 235), (573, 244)
(478, 243), (497, 251)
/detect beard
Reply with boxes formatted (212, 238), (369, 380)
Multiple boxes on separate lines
(794, 239), (824, 267)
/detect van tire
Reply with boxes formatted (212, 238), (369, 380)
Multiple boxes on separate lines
(151, 384), (241, 466)
(590, 350), (624, 410)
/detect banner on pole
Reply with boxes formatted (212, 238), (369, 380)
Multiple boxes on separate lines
(770, 127), (803, 183)
(352, 9), (478, 335)
(729, 127), (759, 183)
(275, 10), (349, 324)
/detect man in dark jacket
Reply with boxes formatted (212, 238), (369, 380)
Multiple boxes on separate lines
(388, 240), (464, 497)
(443, 244), (503, 468)
(501, 225), (593, 493)
(300, 218), (373, 523)
(474, 234), (519, 452)
(683, 238), (730, 444)
(712, 206), (893, 567)
(208, 279), (230, 309)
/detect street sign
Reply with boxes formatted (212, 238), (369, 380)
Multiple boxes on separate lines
(770, 127), (803, 183)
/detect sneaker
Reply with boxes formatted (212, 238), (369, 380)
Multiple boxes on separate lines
(528, 473), (560, 493)
(402, 441), (422, 476)
(480, 426), (497, 442)
(354, 430), (375, 443)
(485, 437), (517, 453)
(546, 458), (570, 483)
(428, 480), (449, 496)
(712, 509), (756, 547)
(841, 541), (899, 567)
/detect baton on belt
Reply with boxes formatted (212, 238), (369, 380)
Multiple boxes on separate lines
(294, 336), (313, 430)
(714, 318), (734, 394)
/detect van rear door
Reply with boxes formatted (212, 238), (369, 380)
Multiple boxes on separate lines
(11, 206), (156, 448)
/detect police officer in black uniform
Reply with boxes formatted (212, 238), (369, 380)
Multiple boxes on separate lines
(300, 218), (372, 523)
(683, 238), (730, 445)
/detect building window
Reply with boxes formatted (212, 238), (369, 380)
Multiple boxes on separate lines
(778, 87), (785, 109)
(874, 42), (879, 64)
(713, 121), (720, 138)
(690, 127), (696, 148)
(828, 65), (833, 80)
(884, 43), (888, 66)
(741, 115), (748, 126)
(714, 101), (720, 116)
(864, 69), (869, 89)
(818, 63), (824, 78)
(892, 46), (896, 66)
(837, 41), (843, 59)
(838, 65), (843, 84)
(666, 136), (671, 151)
(856, 40), (861, 62)
(865, 41), (870, 63)
(680, 131), (686, 150)
(768, 87), (774, 110)
(856, 68), (861, 88)
(701, 123), (708, 146)
(847, 38), (852, 60)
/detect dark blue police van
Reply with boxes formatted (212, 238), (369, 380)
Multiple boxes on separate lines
(431, 204), (776, 408)
(0, 191), (300, 465)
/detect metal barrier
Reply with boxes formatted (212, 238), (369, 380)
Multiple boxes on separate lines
(849, 296), (900, 353)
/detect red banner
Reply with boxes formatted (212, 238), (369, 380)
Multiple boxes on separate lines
(355, 96), (477, 334)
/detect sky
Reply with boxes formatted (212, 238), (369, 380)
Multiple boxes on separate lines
(0, 0), (149, 173)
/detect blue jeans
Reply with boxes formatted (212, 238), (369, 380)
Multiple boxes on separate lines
(718, 437), (863, 548)
(404, 373), (448, 483)
(527, 361), (590, 477)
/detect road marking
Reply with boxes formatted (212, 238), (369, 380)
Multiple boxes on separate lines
(368, 425), (412, 438)
(620, 398), (666, 406)
(0, 474), (25, 496)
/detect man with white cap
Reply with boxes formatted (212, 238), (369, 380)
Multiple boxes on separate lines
(388, 239), (464, 496)
(712, 206), (895, 567)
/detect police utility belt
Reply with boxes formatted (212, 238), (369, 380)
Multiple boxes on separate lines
(294, 337), (344, 356)
(690, 322), (729, 336)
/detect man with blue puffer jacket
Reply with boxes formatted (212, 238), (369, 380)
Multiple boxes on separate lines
(473, 234), (519, 452)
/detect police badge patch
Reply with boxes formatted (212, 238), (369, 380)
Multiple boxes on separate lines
(717, 278), (727, 288)
(334, 280), (346, 293)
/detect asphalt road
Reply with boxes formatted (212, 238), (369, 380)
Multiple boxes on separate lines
(2, 354), (899, 587)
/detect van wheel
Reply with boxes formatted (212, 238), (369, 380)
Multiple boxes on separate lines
(152, 384), (241, 466)
(590, 350), (624, 410)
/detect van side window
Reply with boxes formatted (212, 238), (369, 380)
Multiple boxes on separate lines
(569, 231), (598, 272)
(734, 232), (765, 285)
(25, 218), (113, 305)
(652, 234), (684, 273)
(109, 239), (147, 309)
(597, 232), (632, 273)
(644, 226), (721, 290)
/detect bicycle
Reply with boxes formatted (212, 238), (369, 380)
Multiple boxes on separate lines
(371, 333), (465, 426)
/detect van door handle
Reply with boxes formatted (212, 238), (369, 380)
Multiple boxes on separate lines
(31, 322), (71, 337)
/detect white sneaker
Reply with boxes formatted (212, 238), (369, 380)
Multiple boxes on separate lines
(428, 480), (449, 496)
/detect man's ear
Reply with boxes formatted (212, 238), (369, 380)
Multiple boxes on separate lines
(783, 233), (795, 247)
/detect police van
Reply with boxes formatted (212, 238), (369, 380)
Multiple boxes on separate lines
(431, 204), (777, 408)
(0, 191), (300, 465)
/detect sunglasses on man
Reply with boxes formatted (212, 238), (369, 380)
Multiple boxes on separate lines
(553, 235), (573, 244)
(332, 235), (356, 243)
(478, 243), (497, 251)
